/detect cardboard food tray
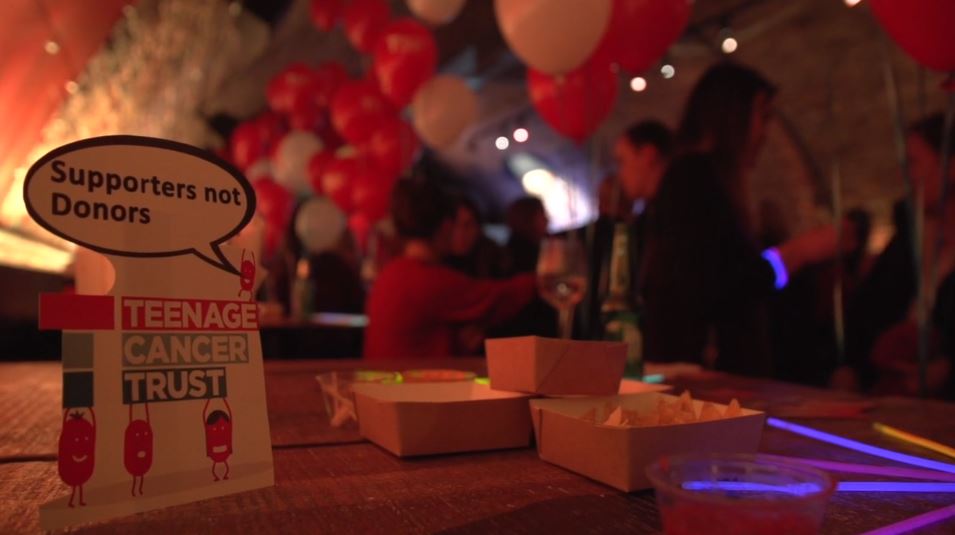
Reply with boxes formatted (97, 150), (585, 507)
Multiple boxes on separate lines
(485, 336), (627, 395)
(530, 393), (765, 492)
(353, 382), (533, 457)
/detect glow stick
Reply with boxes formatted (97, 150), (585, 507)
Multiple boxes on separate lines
(839, 482), (955, 492)
(682, 481), (955, 494)
(874, 422), (955, 460)
(765, 455), (955, 482)
(766, 417), (955, 474)
(761, 248), (789, 289)
(861, 503), (955, 535)
(641, 374), (665, 384)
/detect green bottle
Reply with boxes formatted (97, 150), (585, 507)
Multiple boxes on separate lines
(601, 223), (643, 378)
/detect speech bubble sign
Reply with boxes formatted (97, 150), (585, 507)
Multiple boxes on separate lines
(24, 135), (255, 274)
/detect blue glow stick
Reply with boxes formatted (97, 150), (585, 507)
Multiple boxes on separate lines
(766, 417), (955, 474)
(838, 482), (955, 492)
(641, 374), (665, 384)
(861, 503), (955, 535)
(761, 248), (789, 290)
(682, 481), (955, 494)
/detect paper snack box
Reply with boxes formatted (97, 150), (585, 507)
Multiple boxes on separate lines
(485, 336), (627, 395)
(353, 382), (533, 457)
(529, 393), (765, 492)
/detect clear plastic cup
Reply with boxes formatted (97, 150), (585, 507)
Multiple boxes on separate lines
(316, 370), (399, 427)
(646, 453), (835, 535)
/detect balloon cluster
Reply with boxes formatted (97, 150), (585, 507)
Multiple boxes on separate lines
(868, 0), (955, 76)
(496, 0), (692, 142)
(228, 0), (480, 257)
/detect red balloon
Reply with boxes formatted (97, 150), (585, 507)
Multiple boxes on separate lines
(288, 102), (326, 132)
(253, 177), (295, 229)
(266, 63), (316, 115)
(230, 121), (263, 170)
(308, 151), (336, 195)
(311, 62), (349, 109)
(343, 0), (391, 53)
(348, 213), (373, 250)
(319, 157), (361, 213)
(373, 18), (438, 107)
(870, 0), (955, 73)
(256, 112), (288, 146)
(592, 0), (691, 73)
(528, 55), (619, 142)
(330, 79), (396, 144)
(351, 171), (395, 222)
(361, 117), (420, 176)
(309, 0), (343, 31)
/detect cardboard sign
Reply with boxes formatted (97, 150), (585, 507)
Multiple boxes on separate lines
(24, 136), (273, 530)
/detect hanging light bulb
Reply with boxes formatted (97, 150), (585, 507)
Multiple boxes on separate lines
(720, 24), (738, 54)
(495, 136), (510, 150)
(44, 40), (61, 55)
(660, 64), (676, 79)
(844, 0), (862, 6)
(629, 76), (648, 92)
(512, 128), (529, 143)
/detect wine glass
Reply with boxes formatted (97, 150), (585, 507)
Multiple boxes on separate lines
(537, 237), (587, 339)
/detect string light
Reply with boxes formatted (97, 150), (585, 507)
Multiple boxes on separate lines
(629, 76), (647, 92)
(660, 64), (676, 79)
(44, 40), (60, 55)
(495, 136), (510, 150)
(719, 24), (738, 54)
(844, 0), (862, 6)
(721, 36), (738, 54)
(64, 81), (79, 94)
(512, 128), (529, 143)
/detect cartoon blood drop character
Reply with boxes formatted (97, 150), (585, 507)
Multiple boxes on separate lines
(57, 408), (95, 507)
(203, 398), (233, 481)
(238, 249), (256, 301)
(124, 403), (153, 496)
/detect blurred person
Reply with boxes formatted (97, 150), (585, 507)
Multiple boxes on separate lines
(613, 120), (674, 208)
(583, 121), (674, 337)
(845, 112), (955, 396)
(364, 180), (537, 359)
(502, 196), (549, 275)
(261, 202), (363, 318)
(444, 197), (504, 279)
(642, 62), (847, 376)
(487, 196), (558, 339)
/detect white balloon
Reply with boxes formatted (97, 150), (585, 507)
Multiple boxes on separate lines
(295, 197), (347, 254)
(412, 75), (478, 149)
(274, 130), (323, 194)
(245, 158), (273, 182)
(73, 247), (115, 295)
(407, 0), (466, 25)
(494, 0), (611, 75)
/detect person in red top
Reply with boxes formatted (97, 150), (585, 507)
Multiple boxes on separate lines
(364, 180), (537, 359)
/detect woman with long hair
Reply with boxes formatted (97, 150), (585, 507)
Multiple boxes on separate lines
(642, 62), (843, 376)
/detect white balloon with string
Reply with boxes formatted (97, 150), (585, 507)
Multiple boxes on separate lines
(245, 158), (273, 182)
(494, 0), (611, 75)
(274, 130), (323, 195)
(407, 0), (466, 25)
(412, 75), (478, 149)
(295, 197), (347, 254)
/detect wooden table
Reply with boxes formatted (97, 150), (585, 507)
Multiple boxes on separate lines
(3, 360), (955, 534)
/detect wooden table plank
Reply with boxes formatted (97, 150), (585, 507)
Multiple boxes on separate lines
(0, 362), (60, 460)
